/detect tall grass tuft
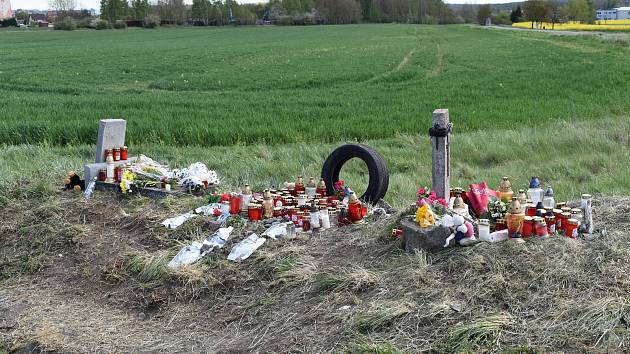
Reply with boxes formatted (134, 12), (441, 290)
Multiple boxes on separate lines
(446, 314), (513, 353)
(126, 252), (171, 283)
(355, 303), (412, 333)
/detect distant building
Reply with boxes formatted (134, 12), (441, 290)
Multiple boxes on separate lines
(26, 13), (49, 26)
(31, 13), (47, 22)
(617, 7), (630, 19)
(67, 9), (92, 20)
(0, 0), (12, 20)
(45, 9), (92, 22)
(597, 7), (630, 20)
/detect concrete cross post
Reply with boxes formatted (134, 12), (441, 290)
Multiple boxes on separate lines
(431, 109), (451, 200)
(95, 119), (127, 163)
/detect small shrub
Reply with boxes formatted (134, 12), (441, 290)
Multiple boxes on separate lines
(54, 17), (76, 31)
(421, 15), (439, 24)
(113, 20), (127, 29)
(293, 12), (317, 25)
(0, 18), (18, 27)
(453, 15), (465, 24)
(493, 12), (512, 25)
(95, 19), (110, 30)
(76, 18), (94, 28)
(143, 15), (160, 28)
(276, 15), (294, 26)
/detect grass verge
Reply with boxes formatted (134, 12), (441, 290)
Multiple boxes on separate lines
(2, 117), (630, 208)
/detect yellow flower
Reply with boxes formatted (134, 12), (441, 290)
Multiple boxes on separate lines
(415, 203), (436, 228)
(120, 170), (136, 194)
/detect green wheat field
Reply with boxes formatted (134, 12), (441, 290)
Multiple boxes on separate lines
(1, 24), (630, 205)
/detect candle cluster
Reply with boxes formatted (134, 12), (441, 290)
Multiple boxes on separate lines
(490, 176), (589, 239)
(100, 146), (130, 183)
(215, 176), (368, 232)
(415, 176), (595, 247)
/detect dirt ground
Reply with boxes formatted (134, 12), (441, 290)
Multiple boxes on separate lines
(1, 192), (628, 353)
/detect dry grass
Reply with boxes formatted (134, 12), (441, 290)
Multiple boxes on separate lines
(316, 267), (381, 293)
(1, 192), (629, 352)
(351, 341), (404, 354)
(355, 302), (413, 333)
(446, 313), (513, 352)
(272, 255), (319, 288)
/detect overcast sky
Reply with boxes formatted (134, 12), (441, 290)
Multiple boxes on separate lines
(12, 0), (513, 11)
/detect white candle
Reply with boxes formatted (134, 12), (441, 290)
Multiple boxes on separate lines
(478, 219), (491, 242)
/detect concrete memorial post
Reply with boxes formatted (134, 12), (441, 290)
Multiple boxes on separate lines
(430, 109), (451, 200)
(400, 109), (454, 252)
(95, 119), (127, 163)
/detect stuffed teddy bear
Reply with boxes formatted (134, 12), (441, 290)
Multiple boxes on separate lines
(64, 171), (85, 192)
(443, 214), (476, 247)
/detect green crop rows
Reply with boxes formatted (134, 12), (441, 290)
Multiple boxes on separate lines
(1, 24), (629, 147)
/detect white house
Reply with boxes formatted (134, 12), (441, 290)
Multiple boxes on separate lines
(619, 7), (630, 19)
(597, 7), (630, 20)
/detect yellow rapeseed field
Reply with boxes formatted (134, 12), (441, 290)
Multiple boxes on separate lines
(596, 19), (630, 25)
(512, 20), (630, 31)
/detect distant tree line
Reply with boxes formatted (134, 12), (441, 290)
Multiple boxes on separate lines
(191, 0), (257, 25)
(358, 0), (456, 24)
(457, 0), (601, 27)
(520, 0), (597, 27)
(33, 0), (617, 30)
(5, 0), (627, 29)
(100, 0), (152, 23)
(259, 0), (457, 25)
(7, 0), (458, 28)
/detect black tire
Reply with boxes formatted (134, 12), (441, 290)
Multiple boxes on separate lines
(320, 144), (389, 205)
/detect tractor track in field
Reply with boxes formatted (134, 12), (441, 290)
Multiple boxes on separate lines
(428, 44), (445, 77)
(364, 47), (417, 84)
(365, 27), (447, 83)
(396, 48), (416, 71)
(364, 27), (422, 84)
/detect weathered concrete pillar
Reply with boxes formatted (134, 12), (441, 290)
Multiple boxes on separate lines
(430, 109), (451, 200)
(95, 119), (126, 163)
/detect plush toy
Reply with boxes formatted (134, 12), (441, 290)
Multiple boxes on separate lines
(440, 214), (454, 228)
(443, 214), (476, 247)
(415, 202), (435, 228)
(64, 171), (85, 192)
